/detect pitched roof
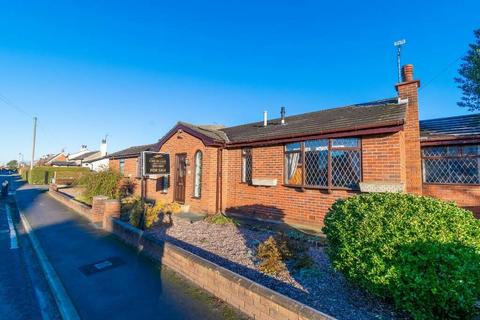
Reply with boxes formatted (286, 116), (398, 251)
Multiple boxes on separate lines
(69, 151), (100, 161)
(177, 121), (229, 142)
(82, 151), (104, 162)
(420, 113), (480, 141)
(220, 98), (405, 144)
(51, 161), (79, 167)
(108, 143), (156, 159)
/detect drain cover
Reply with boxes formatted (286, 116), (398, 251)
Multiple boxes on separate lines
(80, 256), (125, 276)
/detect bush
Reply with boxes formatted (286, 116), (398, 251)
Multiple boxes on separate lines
(394, 241), (480, 319)
(129, 200), (181, 229)
(117, 178), (137, 199)
(26, 166), (89, 185)
(204, 213), (239, 225)
(323, 193), (480, 319)
(81, 169), (122, 203)
(257, 236), (291, 275)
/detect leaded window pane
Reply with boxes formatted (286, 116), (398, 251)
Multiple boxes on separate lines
(305, 139), (328, 187)
(242, 148), (252, 184)
(422, 146), (447, 157)
(331, 150), (361, 187)
(422, 145), (480, 184)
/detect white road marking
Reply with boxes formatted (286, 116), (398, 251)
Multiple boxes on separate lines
(19, 211), (80, 320)
(5, 205), (18, 249)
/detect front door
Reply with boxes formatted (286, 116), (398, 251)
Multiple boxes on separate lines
(174, 153), (187, 203)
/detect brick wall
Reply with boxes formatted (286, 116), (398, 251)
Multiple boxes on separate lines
(145, 131), (219, 214)
(110, 157), (139, 179)
(107, 218), (333, 320)
(223, 131), (405, 230)
(423, 184), (480, 218)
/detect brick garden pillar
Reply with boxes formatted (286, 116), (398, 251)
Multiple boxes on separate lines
(91, 196), (108, 224)
(103, 199), (121, 231)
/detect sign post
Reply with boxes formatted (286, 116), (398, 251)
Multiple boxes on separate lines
(139, 152), (170, 230)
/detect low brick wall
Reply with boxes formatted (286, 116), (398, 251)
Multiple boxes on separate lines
(105, 218), (334, 320)
(48, 185), (93, 220)
(48, 185), (334, 320)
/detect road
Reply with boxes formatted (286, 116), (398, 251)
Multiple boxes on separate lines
(9, 175), (245, 320)
(0, 174), (59, 320)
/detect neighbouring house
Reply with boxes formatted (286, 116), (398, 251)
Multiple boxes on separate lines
(109, 64), (480, 230)
(37, 152), (68, 166)
(108, 143), (157, 178)
(82, 139), (109, 171)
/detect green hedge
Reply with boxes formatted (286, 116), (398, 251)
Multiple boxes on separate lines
(80, 169), (122, 203)
(323, 193), (480, 319)
(26, 166), (90, 185)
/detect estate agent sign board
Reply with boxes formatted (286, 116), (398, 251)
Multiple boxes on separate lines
(142, 151), (170, 176)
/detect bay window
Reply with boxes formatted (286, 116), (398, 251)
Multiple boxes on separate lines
(285, 138), (361, 189)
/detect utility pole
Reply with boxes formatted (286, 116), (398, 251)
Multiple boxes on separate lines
(394, 39), (406, 82)
(30, 117), (37, 170)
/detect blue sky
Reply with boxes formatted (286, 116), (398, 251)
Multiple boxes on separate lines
(0, 1), (479, 163)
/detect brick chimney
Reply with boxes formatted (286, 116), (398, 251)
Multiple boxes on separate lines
(395, 64), (422, 194)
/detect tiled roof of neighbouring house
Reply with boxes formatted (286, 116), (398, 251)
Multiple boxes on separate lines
(219, 98), (405, 143)
(69, 151), (100, 161)
(51, 161), (78, 167)
(108, 143), (156, 159)
(420, 113), (480, 140)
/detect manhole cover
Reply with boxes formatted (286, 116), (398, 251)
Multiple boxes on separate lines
(80, 256), (125, 276)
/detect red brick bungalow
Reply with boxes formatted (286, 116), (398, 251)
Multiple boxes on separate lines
(110, 64), (480, 230)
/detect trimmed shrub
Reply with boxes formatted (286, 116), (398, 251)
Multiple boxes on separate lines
(323, 193), (480, 319)
(27, 166), (89, 185)
(394, 241), (480, 319)
(81, 169), (122, 203)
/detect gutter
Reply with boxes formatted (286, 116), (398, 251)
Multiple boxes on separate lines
(420, 135), (480, 147)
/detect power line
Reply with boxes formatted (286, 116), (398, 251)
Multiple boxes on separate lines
(0, 92), (31, 116)
(420, 55), (463, 91)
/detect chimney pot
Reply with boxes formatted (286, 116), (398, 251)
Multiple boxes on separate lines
(280, 106), (286, 125)
(263, 111), (268, 127)
(402, 64), (414, 82)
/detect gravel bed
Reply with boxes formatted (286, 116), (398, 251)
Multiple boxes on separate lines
(147, 215), (405, 320)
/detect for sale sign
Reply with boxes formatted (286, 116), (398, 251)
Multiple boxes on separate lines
(142, 151), (170, 176)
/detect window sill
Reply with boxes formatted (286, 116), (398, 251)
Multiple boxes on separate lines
(191, 196), (201, 199)
(283, 184), (359, 192)
(423, 182), (480, 186)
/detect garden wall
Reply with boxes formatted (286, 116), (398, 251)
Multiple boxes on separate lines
(48, 186), (334, 320)
(105, 218), (333, 320)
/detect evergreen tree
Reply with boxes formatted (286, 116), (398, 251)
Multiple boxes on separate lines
(455, 29), (480, 111)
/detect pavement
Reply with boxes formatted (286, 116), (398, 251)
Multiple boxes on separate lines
(2, 174), (245, 320)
